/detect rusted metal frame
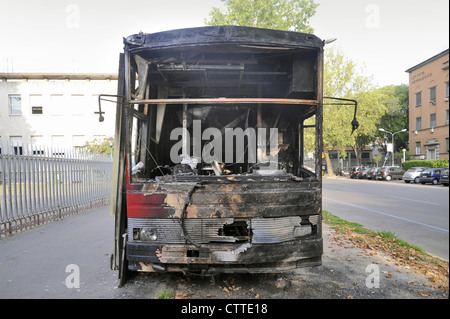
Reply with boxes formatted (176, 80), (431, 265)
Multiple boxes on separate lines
(315, 47), (324, 237)
(109, 57), (126, 265)
(113, 51), (133, 285)
(131, 108), (148, 121)
(153, 69), (288, 75)
(316, 48), (324, 183)
(157, 64), (244, 71)
(127, 97), (319, 106)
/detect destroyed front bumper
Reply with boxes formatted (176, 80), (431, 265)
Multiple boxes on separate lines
(127, 238), (322, 273)
(124, 176), (323, 273)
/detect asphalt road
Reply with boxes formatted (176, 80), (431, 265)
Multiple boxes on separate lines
(323, 177), (449, 260)
(1, 203), (447, 300)
(0, 178), (448, 300)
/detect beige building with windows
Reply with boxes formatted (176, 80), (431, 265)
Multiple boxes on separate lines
(0, 73), (117, 153)
(406, 49), (449, 160)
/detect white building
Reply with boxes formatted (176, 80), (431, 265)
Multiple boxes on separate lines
(0, 73), (117, 153)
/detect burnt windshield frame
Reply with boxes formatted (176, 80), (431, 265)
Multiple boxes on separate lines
(122, 27), (324, 184)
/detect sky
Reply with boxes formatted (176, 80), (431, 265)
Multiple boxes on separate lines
(0, 0), (448, 87)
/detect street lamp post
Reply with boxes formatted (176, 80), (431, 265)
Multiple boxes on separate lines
(378, 128), (407, 166)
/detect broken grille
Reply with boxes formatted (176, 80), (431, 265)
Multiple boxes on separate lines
(128, 215), (317, 245)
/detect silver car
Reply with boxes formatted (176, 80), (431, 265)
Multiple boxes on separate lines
(403, 167), (427, 183)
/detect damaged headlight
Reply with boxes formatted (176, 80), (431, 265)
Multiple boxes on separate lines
(293, 225), (312, 237)
(139, 228), (158, 241)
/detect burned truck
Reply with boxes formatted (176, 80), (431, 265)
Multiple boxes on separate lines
(102, 26), (346, 285)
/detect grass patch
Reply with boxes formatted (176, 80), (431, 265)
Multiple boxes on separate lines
(322, 210), (427, 253)
(322, 210), (370, 235)
(322, 210), (448, 292)
(157, 289), (173, 299)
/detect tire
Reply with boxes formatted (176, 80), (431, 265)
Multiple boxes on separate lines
(385, 175), (392, 181)
(414, 177), (420, 183)
(432, 179), (438, 185)
(404, 180), (410, 183)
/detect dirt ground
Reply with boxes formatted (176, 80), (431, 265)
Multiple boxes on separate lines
(116, 223), (448, 299)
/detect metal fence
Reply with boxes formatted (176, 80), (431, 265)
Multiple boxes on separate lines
(0, 140), (113, 237)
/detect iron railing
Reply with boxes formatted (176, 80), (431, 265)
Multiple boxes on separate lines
(0, 140), (112, 237)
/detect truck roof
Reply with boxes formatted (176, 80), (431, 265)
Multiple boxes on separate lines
(124, 25), (323, 52)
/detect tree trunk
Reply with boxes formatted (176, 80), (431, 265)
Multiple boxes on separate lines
(353, 147), (361, 166)
(324, 151), (335, 177)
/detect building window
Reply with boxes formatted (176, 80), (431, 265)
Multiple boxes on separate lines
(73, 135), (86, 149)
(52, 135), (65, 147)
(429, 86), (436, 103)
(71, 94), (85, 116)
(31, 136), (45, 154)
(415, 142), (421, 155)
(50, 94), (65, 116)
(416, 117), (422, 130)
(446, 82), (449, 98)
(10, 136), (23, 155)
(430, 113), (436, 128)
(446, 110), (449, 125)
(30, 94), (44, 115)
(415, 92), (421, 106)
(9, 95), (22, 115)
(32, 107), (43, 114)
(446, 138), (449, 153)
(427, 147), (436, 160)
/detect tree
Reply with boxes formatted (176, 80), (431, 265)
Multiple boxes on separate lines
(373, 154), (382, 166)
(83, 137), (114, 156)
(349, 89), (387, 166)
(322, 47), (386, 175)
(375, 84), (409, 153)
(205, 3), (387, 175)
(205, 0), (319, 33)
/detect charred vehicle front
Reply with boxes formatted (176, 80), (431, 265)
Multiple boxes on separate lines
(101, 26), (356, 285)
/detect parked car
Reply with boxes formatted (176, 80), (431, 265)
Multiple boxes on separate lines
(350, 166), (366, 179)
(403, 167), (428, 183)
(376, 166), (404, 181)
(335, 167), (350, 177)
(440, 168), (449, 186)
(419, 168), (443, 185)
(357, 168), (370, 179)
(366, 167), (379, 180)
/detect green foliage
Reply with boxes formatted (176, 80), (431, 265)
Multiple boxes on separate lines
(375, 84), (409, 152)
(402, 159), (449, 170)
(157, 289), (173, 299)
(373, 154), (382, 166)
(205, 4), (390, 173)
(348, 89), (387, 164)
(322, 47), (386, 169)
(205, 0), (319, 33)
(322, 210), (371, 235)
(84, 137), (114, 156)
